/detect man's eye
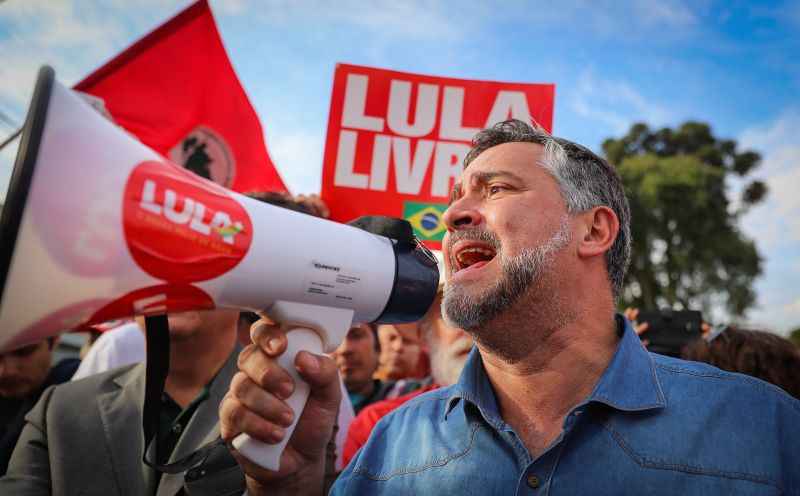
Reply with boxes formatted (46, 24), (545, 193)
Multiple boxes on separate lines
(488, 184), (507, 196)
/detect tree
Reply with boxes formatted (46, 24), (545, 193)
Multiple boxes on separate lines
(790, 327), (800, 347)
(603, 122), (766, 316)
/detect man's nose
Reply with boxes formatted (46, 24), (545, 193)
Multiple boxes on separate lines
(442, 198), (482, 231)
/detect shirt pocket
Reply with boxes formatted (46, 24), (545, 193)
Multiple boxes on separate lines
(352, 421), (483, 481)
(600, 418), (783, 494)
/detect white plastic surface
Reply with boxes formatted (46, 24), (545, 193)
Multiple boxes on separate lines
(0, 78), (398, 350)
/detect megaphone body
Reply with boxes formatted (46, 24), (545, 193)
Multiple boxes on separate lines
(0, 67), (438, 471)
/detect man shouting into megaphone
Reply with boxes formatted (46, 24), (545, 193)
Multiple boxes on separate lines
(220, 120), (800, 495)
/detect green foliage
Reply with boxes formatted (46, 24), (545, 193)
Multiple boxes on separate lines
(604, 122), (765, 316)
(790, 327), (800, 347)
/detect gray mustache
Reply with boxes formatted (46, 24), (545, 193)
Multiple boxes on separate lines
(446, 228), (501, 251)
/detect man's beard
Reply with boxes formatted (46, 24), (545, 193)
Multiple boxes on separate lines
(442, 216), (571, 334)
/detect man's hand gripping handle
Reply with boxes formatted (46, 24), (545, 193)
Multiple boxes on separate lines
(231, 301), (354, 471)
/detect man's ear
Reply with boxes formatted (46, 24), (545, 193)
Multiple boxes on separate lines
(576, 206), (619, 259)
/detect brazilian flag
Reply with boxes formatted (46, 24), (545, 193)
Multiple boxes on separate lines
(403, 201), (447, 242)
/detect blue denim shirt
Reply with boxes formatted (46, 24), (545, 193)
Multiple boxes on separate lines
(333, 317), (800, 495)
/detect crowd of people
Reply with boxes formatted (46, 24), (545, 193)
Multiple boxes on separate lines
(1, 119), (798, 494)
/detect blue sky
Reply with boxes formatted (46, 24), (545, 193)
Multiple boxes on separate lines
(1, 0), (798, 333)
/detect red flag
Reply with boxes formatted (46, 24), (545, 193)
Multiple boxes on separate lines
(74, 0), (287, 193)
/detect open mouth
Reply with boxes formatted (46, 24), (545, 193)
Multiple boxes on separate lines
(452, 242), (497, 273)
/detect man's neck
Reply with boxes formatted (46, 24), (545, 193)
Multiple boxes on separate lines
(165, 328), (237, 408)
(349, 378), (376, 399)
(479, 307), (619, 458)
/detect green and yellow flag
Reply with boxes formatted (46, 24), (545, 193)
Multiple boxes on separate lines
(403, 201), (448, 242)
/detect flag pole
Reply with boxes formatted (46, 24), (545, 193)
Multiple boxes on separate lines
(0, 128), (21, 151)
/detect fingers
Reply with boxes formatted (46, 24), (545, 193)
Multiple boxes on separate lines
(284, 352), (341, 458)
(219, 371), (295, 443)
(237, 344), (295, 399)
(295, 351), (340, 401)
(623, 307), (639, 322)
(294, 193), (330, 218)
(250, 320), (287, 357)
(220, 388), (287, 444)
(231, 372), (295, 426)
(634, 322), (649, 336)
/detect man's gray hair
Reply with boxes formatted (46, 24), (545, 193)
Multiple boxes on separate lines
(464, 119), (631, 298)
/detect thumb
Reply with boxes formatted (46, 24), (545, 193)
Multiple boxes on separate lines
(295, 351), (341, 409)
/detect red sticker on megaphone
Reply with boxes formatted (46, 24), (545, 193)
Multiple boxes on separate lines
(123, 161), (253, 282)
(84, 284), (215, 326)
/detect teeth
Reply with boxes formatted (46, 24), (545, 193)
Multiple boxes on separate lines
(455, 247), (496, 266)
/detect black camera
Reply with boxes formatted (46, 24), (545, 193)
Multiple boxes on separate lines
(636, 309), (703, 357)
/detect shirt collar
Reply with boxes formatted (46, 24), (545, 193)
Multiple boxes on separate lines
(445, 345), (506, 429)
(585, 315), (667, 411)
(444, 315), (666, 423)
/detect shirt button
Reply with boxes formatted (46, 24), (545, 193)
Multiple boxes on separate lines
(171, 423), (183, 435)
(527, 474), (540, 489)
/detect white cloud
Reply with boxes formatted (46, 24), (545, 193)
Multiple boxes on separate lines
(570, 69), (675, 134)
(214, 0), (471, 42)
(739, 109), (800, 165)
(735, 110), (800, 333)
(784, 297), (800, 320)
(265, 130), (325, 195)
(0, 0), (187, 113)
(738, 110), (800, 247)
(506, 0), (697, 39)
(629, 0), (697, 28)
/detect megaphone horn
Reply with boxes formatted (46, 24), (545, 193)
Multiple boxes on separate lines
(0, 66), (439, 470)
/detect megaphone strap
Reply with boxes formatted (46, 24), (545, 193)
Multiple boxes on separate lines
(141, 315), (229, 475)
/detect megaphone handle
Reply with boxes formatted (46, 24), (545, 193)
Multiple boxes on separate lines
(232, 327), (323, 471)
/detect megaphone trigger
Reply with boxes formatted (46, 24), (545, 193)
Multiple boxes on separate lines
(233, 300), (355, 470)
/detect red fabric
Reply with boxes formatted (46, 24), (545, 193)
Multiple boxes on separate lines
(74, 0), (287, 193)
(342, 384), (439, 468)
(413, 350), (431, 379)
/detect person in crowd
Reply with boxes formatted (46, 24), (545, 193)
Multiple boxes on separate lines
(332, 323), (394, 414)
(1, 309), (243, 495)
(72, 320), (145, 381)
(682, 326), (800, 399)
(0, 338), (79, 476)
(220, 119), (800, 495)
(342, 287), (471, 466)
(374, 322), (428, 382)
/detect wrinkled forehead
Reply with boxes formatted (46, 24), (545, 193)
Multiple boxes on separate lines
(450, 142), (550, 201)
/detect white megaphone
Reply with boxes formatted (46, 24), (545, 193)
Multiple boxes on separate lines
(0, 67), (439, 471)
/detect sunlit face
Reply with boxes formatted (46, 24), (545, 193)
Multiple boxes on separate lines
(377, 323), (422, 380)
(332, 324), (379, 394)
(441, 142), (572, 332)
(0, 340), (52, 398)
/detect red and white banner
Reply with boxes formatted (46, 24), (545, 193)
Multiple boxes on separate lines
(74, 0), (287, 193)
(320, 63), (554, 249)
